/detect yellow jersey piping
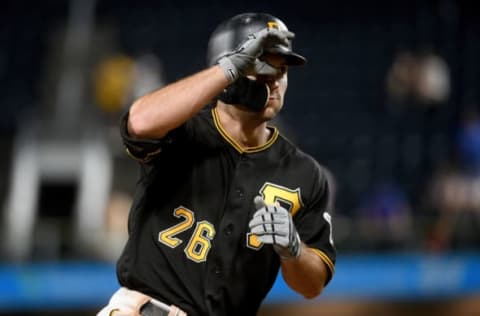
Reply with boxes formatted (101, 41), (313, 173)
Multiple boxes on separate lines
(125, 147), (161, 163)
(309, 248), (335, 276)
(211, 108), (278, 154)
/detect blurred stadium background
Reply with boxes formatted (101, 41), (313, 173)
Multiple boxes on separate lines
(1, 0), (479, 315)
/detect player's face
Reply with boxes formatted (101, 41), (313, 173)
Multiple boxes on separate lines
(255, 54), (289, 119)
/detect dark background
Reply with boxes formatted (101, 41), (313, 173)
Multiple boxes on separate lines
(0, 0), (479, 315)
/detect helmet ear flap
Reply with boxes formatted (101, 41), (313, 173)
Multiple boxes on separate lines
(218, 77), (270, 112)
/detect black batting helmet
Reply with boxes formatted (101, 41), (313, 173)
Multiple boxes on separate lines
(206, 12), (307, 67)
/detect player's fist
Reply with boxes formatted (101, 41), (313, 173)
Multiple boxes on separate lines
(248, 196), (301, 259)
(217, 26), (294, 82)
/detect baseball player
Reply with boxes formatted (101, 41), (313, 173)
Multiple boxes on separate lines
(98, 12), (336, 316)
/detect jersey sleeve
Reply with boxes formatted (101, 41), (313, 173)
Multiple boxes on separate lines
(294, 166), (337, 285)
(119, 110), (186, 163)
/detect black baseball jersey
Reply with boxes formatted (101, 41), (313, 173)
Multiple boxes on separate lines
(116, 106), (336, 316)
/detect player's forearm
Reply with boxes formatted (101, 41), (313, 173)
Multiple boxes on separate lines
(280, 243), (328, 299)
(128, 65), (229, 139)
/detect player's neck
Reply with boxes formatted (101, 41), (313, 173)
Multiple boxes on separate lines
(216, 104), (271, 148)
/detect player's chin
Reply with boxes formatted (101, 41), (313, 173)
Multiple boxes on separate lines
(263, 99), (283, 117)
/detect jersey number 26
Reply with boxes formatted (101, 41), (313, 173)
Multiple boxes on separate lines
(158, 207), (215, 263)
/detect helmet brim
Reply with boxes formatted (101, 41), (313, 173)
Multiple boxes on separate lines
(265, 47), (307, 66)
(283, 52), (307, 66)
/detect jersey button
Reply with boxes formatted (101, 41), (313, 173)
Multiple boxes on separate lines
(235, 188), (244, 198)
(240, 155), (248, 161)
(224, 224), (234, 235)
(214, 266), (222, 275)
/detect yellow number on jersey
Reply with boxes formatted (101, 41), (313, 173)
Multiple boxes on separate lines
(158, 207), (195, 248)
(158, 207), (216, 262)
(185, 221), (216, 263)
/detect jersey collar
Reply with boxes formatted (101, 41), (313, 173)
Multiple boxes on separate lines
(211, 108), (279, 154)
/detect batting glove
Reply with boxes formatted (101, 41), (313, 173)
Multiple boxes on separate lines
(248, 196), (301, 259)
(218, 27), (294, 82)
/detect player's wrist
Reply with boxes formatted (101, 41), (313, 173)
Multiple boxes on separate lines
(217, 57), (239, 83)
(275, 232), (302, 260)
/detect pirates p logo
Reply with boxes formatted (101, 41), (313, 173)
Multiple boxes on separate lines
(267, 21), (279, 30)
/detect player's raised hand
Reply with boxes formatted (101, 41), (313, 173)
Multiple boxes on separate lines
(248, 196), (301, 259)
(217, 26), (294, 82)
